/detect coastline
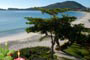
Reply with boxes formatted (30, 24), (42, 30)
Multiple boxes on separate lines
(0, 11), (90, 50)
(72, 11), (90, 28)
(0, 32), (39, 43)
(0, 31), (67, 50)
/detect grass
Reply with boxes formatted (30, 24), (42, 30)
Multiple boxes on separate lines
(64, 43), (90, 60)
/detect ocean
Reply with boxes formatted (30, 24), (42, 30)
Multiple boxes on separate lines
(0, 10), (85, 37)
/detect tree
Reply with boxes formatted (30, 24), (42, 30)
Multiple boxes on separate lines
(25, 8), (75, 60)
(60, 23), (90, 50)
(25, 8), (90, 59)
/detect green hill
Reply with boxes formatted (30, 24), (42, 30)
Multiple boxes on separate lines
(42, 1), (86, 10)
(8, 1), (86, 11)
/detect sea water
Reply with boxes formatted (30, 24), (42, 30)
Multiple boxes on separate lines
(0, 10), (85, 37)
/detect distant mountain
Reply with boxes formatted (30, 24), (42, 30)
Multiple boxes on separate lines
(7, 1), (86, 11)
(8, 8), (36, 10)
(41, 1), (86, 10)
(0, 8), (6, 10)
(8, 8), (19, 10)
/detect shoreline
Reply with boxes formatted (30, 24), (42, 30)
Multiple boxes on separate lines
(0, 32), (39, 43)
(72, 11), (90, 28)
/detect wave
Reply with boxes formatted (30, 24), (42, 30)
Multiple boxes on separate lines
(0, 27), (27, 37)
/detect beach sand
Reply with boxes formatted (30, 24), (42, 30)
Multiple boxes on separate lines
(72, 12), (90, 28)
(0, 32), (39, 43)
(0, 32), (67, 50)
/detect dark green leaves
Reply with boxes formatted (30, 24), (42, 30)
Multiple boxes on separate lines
(37, 8), (70, 16)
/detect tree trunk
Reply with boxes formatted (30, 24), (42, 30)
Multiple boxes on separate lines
(55, 36), (61, 50)
(51, 40), (54, 60)
(50, 33), (55, 60)
(45, 32), (48, 36)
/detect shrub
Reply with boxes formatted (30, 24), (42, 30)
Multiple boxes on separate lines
(0, 47), (15, 60)
(64, 43), (90, 59)
(12, 46), (57, 60)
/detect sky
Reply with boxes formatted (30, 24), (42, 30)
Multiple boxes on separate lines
(0, 0), (90, 9)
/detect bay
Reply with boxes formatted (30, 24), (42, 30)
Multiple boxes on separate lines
(0, 10), (84, 37)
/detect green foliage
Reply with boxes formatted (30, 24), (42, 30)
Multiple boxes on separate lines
(0, 47), (15, 60)
(37, 8), (70, 16)
(64, 43), (90, 60)
(25, 17), (50, 34)
(12, 46), (57, 60)
(3, 56), (13, 60)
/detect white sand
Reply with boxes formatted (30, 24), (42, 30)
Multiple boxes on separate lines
(72, 12), (90, 28)
(0, 32), (39, 43)
(0, 31), (67, 50)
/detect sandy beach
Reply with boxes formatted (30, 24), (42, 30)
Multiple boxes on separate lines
(0, 32), (67, 50)
(72, 12), (90, 28)
(0, 11), (90, 50)
(0, 32), (40, 43)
